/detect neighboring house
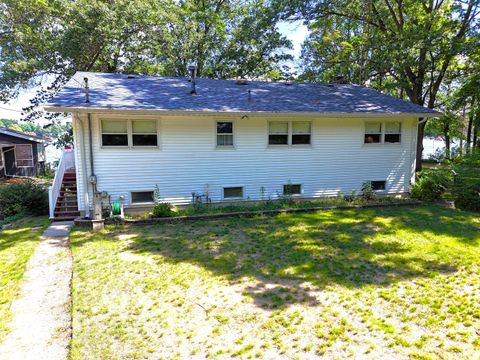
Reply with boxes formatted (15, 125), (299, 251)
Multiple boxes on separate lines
(45, 71), (439, 220)
(0, 128), (49, 177)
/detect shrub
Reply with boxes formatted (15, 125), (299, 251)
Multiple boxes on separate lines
(152, 202), (175, 218)
(411, 169), (451, 202)
(451, 155), (480, 212)
(361, 182), (376, 201)
(0, 181), (48, 219)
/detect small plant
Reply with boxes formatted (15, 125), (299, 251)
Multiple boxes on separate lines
(451, 154), (480, 211)
(344, 190), (357, 203)
(260, 186), (266, 200)
(152, 202), (175, 218)
(154, 184), (161, 204)
(361, 181), (376, 201)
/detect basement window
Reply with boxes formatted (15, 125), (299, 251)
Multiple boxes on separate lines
(132, 120), (158, 146)
(283, 184), (302, 195)
(131, 191), (154, 204)
(216, 121), (234, 147)
(371, 181), (386, 191)
(101, 119), (128, 146)
(223, 187), (243, 199)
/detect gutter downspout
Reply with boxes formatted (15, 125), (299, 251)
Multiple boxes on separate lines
(87, 113), (95, 182)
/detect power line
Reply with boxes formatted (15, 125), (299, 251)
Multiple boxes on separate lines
(0, 106), (23, 113)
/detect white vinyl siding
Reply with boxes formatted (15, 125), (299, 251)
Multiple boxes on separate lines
(73, 114), (416, 211)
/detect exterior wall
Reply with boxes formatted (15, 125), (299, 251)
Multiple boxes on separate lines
(73, 113), (418, 212)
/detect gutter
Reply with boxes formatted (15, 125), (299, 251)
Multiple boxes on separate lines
(43, 106), (442, 119)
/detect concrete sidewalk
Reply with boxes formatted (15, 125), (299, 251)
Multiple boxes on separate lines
(0, 221), (73, 360)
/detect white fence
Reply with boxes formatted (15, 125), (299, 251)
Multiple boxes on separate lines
(48, 149), (75, 219)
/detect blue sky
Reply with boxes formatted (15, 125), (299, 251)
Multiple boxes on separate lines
(0, 21), (309, 122)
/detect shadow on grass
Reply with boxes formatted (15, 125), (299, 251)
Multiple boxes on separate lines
(74, 206), (479, 309)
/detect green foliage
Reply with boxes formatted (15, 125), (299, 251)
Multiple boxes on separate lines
(152, 202), (175, 218)
(452, 155), (480, 211)
(0, 182), (49, 219)
(361, 182), (375, 201)
(411, 170), (452, 202)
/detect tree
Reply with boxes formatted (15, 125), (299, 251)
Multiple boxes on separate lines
(273, 0), (480, 170)
(1, 0), (292, 121)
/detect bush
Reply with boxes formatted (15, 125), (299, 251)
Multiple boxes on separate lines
(361, 182), (376, 201)
(152, 202), (175, 218)
(451, 155), (480, 212)
(411, 169), (451, 202)
(0, 181), (49, 219)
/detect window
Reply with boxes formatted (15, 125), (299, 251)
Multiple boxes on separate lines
(364, 121), (401, 144)
(101, 119), (128, 146)
(292, 122), (311, 145)
(371, 181), (386, 191)
(223, 187), (243, 199)
(283, 184), (302, 195)
(269, 121), (311, 146)
(132, 120), (158, 146)
(15, 144), (34, 167)
(385, 122), (401, 143)
(269, 122), (289, 145)
(101, 118), (158, 147)
(365, 122), (382, 143)
(216, 121), (234, 147)
(131, 191), (154, 204)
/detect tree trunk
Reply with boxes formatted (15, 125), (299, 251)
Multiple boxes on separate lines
(466, 98), (475, 155)
(473, 125), (478, 150)
(415, 120), (426, 172)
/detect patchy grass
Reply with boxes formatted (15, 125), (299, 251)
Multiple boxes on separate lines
(70, 205), (480, 359)
(0, 217), (49, 342)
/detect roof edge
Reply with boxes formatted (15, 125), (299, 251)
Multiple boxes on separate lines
(44, 105), (441, 118)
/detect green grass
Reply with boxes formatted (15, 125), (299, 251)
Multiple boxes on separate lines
(0, 217), (49, 342)
(70, 205), (480, 359)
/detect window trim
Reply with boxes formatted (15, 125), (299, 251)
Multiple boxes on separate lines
(364, 121), (402, 145)
(14, 144), (34, 168)
(130, 190), (155, 205)
(268, 120), (312, 148)
(222, 186), (244, 200)
(100, 118), (160, 149)
(215, 120), (235, 149)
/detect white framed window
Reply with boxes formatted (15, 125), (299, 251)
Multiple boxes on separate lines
(132, 120), (158, 146)
(223, 186), (243, 199)
(131, 191), (154, 204)
(216, 121), (234, 147)
(101, 119), (128, 146)
(283, 184), (302, 195)
(269, 121), (311, 146)
(385, 122), (401, 143)
(15, 144), (34, 167)
(101, 118), (158, 148)
(364, 121), (401, 144)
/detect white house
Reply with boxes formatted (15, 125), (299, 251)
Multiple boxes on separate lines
(44, 71), (439, 220)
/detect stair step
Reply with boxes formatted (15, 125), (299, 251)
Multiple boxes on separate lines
(54, 211), (80, 216)
(52, 216), (78, 221)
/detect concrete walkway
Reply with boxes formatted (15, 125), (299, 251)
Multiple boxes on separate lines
(0, 222), (73, 360)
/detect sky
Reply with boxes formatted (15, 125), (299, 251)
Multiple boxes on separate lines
(0, 20), (309, 123)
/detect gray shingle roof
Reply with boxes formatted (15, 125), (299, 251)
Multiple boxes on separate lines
(45, 71), (439, 116)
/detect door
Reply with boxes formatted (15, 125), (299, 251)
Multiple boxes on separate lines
(3, 147), (15, 176)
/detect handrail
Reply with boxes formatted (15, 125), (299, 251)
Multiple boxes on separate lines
(48, 149), (75, 219)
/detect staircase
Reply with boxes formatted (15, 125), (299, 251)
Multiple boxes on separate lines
(53, 171), (80, 221)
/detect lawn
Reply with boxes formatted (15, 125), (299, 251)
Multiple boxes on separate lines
(0, 217), (49, 342)
(70, 205), (480, 359)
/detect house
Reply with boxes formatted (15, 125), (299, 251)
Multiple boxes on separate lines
(0, 128), (49, 177)
(44, 71), (439, 220)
